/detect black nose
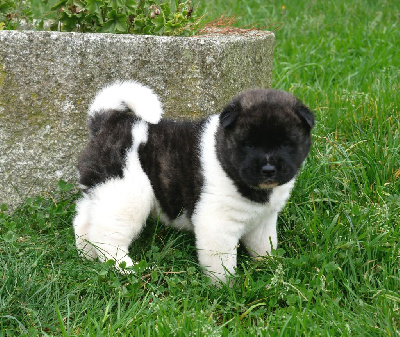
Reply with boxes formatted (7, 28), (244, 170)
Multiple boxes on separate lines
(261, 164), (276, 177)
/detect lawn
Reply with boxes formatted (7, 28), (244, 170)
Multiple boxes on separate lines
(1, 0), (399, 335)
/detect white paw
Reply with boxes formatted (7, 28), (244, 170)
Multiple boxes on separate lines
(114, 256), (137, 274)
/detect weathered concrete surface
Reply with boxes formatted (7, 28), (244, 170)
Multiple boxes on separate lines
(0, 29), (275, 209)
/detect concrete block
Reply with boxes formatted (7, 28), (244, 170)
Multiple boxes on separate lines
(0, 29), (275, 209)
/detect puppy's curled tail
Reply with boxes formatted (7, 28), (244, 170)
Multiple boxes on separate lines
(87, 80), (163, 136)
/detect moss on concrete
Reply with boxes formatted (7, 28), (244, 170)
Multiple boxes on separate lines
(0, 62), (5, 88)
(0, 62), (8, 118)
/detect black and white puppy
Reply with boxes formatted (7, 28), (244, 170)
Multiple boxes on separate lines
(74, 81), (314, 283)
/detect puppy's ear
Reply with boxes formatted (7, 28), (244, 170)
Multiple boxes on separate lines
(295, 103), (315, 129)
(220, 101), (240, 128)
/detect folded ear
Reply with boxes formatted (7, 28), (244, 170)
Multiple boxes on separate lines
(219, 101), (240, 128)
(295, 103), (315, 129)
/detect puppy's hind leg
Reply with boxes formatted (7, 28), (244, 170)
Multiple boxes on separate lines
(88, 176), (154, 271)
(73, 196), (97, 261)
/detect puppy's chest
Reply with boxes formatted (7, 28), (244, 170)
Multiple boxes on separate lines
(218, 195), (277, 226)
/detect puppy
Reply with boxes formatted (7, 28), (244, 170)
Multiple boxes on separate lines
(73, 81), (314, 283)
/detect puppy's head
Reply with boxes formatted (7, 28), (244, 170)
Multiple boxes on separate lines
(217, 89), (314, 191)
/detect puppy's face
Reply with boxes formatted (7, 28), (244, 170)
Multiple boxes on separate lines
(217, 89), (314, 190)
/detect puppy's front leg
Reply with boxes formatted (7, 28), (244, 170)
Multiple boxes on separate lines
(194, 227), (240, 284)
(241, 212), (278, 258)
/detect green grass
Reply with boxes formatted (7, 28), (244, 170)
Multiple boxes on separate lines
(1, 0), (400, 335)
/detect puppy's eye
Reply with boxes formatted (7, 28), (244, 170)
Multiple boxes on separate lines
(281, 141), (291, 148)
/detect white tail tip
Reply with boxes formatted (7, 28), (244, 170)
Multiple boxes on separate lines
(88, 81), (163, 124)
